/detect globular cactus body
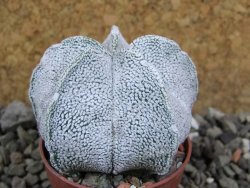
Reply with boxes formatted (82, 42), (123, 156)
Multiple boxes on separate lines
(29, 26), (198, 175)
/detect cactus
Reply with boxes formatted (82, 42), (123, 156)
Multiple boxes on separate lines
(29, 25), (198, 175)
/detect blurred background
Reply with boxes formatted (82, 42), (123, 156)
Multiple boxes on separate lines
(0, 0), (249, 113)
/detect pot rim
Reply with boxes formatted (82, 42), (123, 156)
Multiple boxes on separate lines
(39, 137), (192, 188)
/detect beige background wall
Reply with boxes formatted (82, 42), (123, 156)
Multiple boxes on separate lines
(0, 0), (249, 113)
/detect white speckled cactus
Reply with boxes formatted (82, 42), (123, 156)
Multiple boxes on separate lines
(29, 26), (198, 175)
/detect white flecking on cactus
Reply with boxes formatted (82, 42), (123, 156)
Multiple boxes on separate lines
(29, 25), (198, 175)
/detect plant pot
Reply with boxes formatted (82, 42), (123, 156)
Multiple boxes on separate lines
(39, 138), (192, 188)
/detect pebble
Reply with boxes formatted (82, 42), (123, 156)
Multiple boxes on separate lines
(0, 132), (15, 145)
(206, 177), (214, 184)
(189, 132), (199, 140)
(129, 176), (141, 187)
(205, 182), (218, 188)
(81, 173), (112, 188)
(26, 160), (43, 174)
(10, 152), (23, 164)
(24, 144), (33, 156)
(215, 155), (231, 167)
(242, 138), (250, 154)
(220, 118), (237, 134)
(207, 126), (222, 138)
(191, 118), (199, 130)
(42, 180), (50, 188)
(113, 175), (123, 187)
(0, 101), (34, 132)
(227, 137), (242, 151)
(25, 173), (39, 186)
(185, 164), (197, 174)
(219, 177), (239, 188)
(11, 176), (26, 188)
(238, 112), (250, 123)
(0, 182), (8, 188)
(207, 107), (225, 120)
(5, 163), (26, 176)
(31, 147), (41, 160)
(230, 163), (242, 175)
(6, 140), (21, 152)
(0, 146), (10, 165)
(219, 132), (236, 144)
(17, 126), (33, 145)
(223, 165), (235, 177)
(243, 153), (250, 159)
(40, 171), (48, 181)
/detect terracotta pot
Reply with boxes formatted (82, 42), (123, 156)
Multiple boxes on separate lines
(39, 138), (192, 188)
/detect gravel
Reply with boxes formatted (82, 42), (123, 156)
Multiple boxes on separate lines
(0, 101), (249, 188)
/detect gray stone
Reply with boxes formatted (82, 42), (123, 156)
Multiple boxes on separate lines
(206, 177), (214, 184)
(238, 158), (249, 171)
(81, 173), (112, 188)
(220, 118), (237, 133)
(214, 140), (226, 156)
(205, 182), (218, 188)
(178, 185), (184, 188)
(10, 152), (23, 164)
(238, 112), (250, 123)
(41, 180), (50, 188)
(238, 180), (249, 188)
(6, 140), (21, 152)
(27, 129), (39, 140)
(5, 163), (26, 176)
(17, 126), (33, 145)
(24, 173), (39, 186)
(113, 175), (123, 187)
(0, 101), (34, 132)
(0, 146), (10, 165)
(243, 153), (250, 159)
(246, 133), (250, 139)
(246, 174), (250, 182)
(207, 127), (222, 138)
(207, 107), (225, 120)
(189, 132), (199, 140)
(230, 163), (243, 175)
(191, 117), (199, 130)
(31, 148), (41, 160)
(239, 125), (250, 137)
(39, 171), (48, 181)
(0, 182), (8, 188)
(23, 144), (33, 156)
(11, 176), (26, 188)
(194, 114), (210, 126)
(215, 155), (231, 167)
(185, 164), (197, 173)
(242, 138), (250, 154)
(26, 160), (43, 174)
(219, 177), (238, 188)
(194, 172), (201, 185)
(0, 132), (15, 145)
(70, 173), (80, 182)
(0, 174), (11, 186)
(190, 182), (199, 188)
(226, 137), (242, 150)
(219, 132), (236, 144)
(223, 165), (235, 177)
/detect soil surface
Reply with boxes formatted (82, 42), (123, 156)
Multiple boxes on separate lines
(0, 0), (250, 113)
